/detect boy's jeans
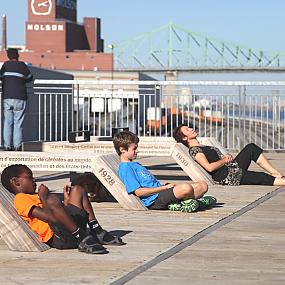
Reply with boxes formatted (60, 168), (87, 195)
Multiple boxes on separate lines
(3, 99), (26, 149)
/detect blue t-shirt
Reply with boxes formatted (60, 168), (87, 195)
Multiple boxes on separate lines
(118, 162), (160, 207)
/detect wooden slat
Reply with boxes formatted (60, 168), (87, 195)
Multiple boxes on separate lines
(171, 143), (215, 184)
(94, 154), (147, 211)
(0, 183), (50, 252)
(171, 138), (228, 184)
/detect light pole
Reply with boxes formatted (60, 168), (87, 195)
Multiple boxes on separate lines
(108, 44), (115, 134)
(107, 43), (114, 83)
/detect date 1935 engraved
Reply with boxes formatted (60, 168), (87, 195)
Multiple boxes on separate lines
(175, 153), (189, 166)
(98, 168), (115, 186)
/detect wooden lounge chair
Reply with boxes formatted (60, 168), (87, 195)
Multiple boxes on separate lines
(171, 137), (228, 185)
(94, 154), (147, 211)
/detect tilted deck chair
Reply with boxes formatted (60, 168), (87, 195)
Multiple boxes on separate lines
(0, 179), (50, 252)
(171, 137), (228, 185)
(94, 154), (147, 211)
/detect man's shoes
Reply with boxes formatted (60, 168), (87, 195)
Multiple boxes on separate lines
(3, 146), (22, 151)
(78, 235), (108, 254)
(180, 199), (199, 213)
(4, 147), (13, 151)
(198, 196), (217, 210)
(14, 146), (22, 151)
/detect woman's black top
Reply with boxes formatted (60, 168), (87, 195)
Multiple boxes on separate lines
(189, 145), (243, 185)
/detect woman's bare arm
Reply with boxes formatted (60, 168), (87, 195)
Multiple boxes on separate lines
(195, 152), (232, 172)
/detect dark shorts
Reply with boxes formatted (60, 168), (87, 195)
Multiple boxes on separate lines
(47, 204), (88, 249)
(148, 188), (180, 210)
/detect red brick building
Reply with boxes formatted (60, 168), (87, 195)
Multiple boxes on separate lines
(0, 0), (112, 71)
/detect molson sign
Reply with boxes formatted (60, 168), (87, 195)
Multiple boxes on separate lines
(26, 23), (64, 31)
(30, 0), (77, 21)
(31, 0), (53, 15)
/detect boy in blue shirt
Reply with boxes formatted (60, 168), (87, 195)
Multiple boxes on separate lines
(113, 131), (216, 212)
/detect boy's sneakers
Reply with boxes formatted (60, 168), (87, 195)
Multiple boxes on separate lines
(197, 195), (217, 210)
(168, 196), (216, 213)
(168, 199), (199, 213)
(168, 203), (182, 211)
(78, 235), (108, 254)
(181, 199), (199, 213)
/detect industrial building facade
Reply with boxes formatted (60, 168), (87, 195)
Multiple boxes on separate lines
(0, 0), (112, 71)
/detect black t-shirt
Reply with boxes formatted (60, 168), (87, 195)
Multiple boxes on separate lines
(0, 60), (33, 100)
(189, 145), (243, 185)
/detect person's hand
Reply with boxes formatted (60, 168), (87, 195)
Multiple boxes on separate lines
(38, 184), (49, 200)
(222, 154), (233, 163)
(164, 183), (175, 189)
(63, 185), (72, 205)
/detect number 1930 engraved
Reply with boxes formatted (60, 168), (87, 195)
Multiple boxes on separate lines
(175, 153), (189, 166)
(98, 168), (115, 186)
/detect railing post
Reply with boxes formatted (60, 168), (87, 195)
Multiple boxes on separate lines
(0, 85), (2, 147)
(242, 85), (246, 149)
(76, 84), (79, 132)
(238, 85), (242, 150)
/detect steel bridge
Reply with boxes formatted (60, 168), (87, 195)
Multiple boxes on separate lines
(111, 22), (285, 71)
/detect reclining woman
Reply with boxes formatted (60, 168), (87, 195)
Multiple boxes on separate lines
(173, 124), (285, 186)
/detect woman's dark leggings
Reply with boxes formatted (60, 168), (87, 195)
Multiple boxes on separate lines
(234, 143), (275, 186)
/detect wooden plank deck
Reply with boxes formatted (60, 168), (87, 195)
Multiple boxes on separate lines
(0, 153), (284, 284)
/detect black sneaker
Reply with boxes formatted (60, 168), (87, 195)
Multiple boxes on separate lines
(78, 235), (108, 254)
(96, 230), (126, 246)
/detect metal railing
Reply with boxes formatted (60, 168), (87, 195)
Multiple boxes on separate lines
(1, 79), (285, 151)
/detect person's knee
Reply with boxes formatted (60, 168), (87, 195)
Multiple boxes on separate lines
(245, 143), (263, 160)
(71, 185), (85, 195)
(180, 183), (194, 196)
(175, 181), (208, 199)
(68, 185), (86, 200)
(46, 194), (62, 210)
(193, 181), (208, 196)
(198, 181), (208, 195)
(245, 143), (258, 151)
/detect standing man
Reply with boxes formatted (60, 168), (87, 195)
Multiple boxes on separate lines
(0, 48), (33, 151)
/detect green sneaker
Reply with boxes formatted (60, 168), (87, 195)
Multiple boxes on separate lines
(168, 203), (182, 211)
(198, 196), (217, 210)
(180, 199), (199, 213)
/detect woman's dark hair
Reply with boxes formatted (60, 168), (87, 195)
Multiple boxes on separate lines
(1, 164), (31, 192)
(173, 124), (189, 147)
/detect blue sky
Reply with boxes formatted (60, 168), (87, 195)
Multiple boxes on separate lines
(2, 0), (285, 52)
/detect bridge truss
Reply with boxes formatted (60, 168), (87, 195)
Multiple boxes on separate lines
(111, 22), (285, 71)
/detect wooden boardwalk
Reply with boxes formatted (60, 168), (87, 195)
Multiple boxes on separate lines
(0, 154), (284, 284)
